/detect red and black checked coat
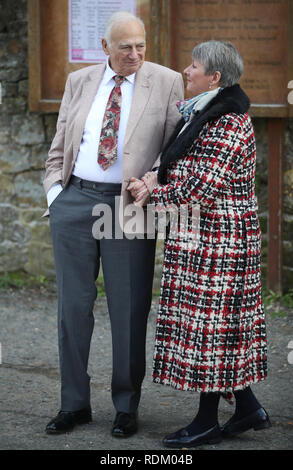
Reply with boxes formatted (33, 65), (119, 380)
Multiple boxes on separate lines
(150, 86), (267, 393)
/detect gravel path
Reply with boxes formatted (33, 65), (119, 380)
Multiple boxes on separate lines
(0, 285), (293, 451)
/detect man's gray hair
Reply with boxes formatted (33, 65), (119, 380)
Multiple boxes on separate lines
(192, 40), (244, 88)
(104, 11), (146, 45)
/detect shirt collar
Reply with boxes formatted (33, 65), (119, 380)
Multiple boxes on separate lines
(104, 58), (136, 84)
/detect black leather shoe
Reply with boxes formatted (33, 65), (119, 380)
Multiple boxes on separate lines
(221, 407), (272, 438)
(111, 412), (138, 438)
(45, 407), (92, 434)
(163, 424), (222, 448)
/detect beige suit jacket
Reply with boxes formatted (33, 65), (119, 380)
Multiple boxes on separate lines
(43, 61), (184, 230)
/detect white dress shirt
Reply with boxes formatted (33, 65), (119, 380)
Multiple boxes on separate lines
(47, 60), (135, 207)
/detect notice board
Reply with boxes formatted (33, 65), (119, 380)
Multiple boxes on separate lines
(170, 0), (293, 117)
(28, 0), (293, 117)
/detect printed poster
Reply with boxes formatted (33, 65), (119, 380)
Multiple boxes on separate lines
(69, 0), (137, 63)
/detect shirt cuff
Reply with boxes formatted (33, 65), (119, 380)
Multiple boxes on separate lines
(47, 182), (63, 207)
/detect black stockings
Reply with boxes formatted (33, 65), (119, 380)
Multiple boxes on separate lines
(185, 387), (261, 433)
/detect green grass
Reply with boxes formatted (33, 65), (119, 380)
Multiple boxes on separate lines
(1, 272), (293, 313)
(0, 271), (48, 289)
(262, 288), (293, 308)
(0, 271), (107, 296)
(262, 288), (293, 318)
(96, 275), (106, 297)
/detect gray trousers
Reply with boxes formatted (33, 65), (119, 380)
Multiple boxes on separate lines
(49, 177), (156, 413)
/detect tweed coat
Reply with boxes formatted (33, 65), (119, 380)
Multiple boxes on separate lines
(150, 85), (268, 393)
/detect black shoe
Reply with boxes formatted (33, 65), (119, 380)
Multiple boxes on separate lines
(163, 424), (222, 448)
(45, 407), (92, 434)
(221, 407), (272, 438)
(111, 412), (138, 438)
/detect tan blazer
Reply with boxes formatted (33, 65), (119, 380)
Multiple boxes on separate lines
(43, 61), (184, 229)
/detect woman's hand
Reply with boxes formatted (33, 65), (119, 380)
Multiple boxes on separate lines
(142, 172), (158, 195)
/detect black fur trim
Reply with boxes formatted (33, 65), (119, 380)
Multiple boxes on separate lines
(158, 84), (250, 184)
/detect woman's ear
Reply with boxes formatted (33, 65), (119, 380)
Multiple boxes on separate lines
(213, 71), (222, 86)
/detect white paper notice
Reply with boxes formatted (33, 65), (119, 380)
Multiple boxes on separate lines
(69, 0), (136, 63)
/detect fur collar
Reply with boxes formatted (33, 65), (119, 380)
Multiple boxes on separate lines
(158, 84), (250, 184)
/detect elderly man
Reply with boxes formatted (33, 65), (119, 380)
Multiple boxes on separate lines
(44, 11), (183, 437)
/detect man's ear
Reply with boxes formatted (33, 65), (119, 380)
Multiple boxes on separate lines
(102, 38), (110, 55)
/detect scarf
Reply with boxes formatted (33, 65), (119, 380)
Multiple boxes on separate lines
(178, 88), (222, 121)
(177, 88), (222, 136)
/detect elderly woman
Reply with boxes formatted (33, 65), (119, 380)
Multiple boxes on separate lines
(132, 40), (271, 448)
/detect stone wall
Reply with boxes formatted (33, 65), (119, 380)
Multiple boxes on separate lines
(0, 0), (292, 290)
(0, 0), (55, 277)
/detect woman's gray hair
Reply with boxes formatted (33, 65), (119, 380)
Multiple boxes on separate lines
(104, 11), (146, 45)
(192, 40), (244, 87)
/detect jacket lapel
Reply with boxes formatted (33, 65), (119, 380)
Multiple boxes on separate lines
(124, 63), (152, 147)
(73, 64), (106, 160)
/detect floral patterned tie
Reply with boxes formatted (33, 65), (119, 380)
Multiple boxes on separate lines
(98, 75), (125, 171)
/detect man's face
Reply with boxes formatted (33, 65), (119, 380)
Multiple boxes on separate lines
(102, 20), (146, 76)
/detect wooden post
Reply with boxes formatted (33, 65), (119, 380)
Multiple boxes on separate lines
(149, 0), (170, 67)
(28, 0), (41, 112)
(267, 118), (285, 294)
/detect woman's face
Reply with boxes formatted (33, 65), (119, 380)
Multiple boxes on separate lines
(184, 59), (215, 97)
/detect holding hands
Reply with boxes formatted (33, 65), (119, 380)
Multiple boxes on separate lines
(127, 172), (158, 207)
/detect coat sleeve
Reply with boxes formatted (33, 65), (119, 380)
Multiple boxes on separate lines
(162, 73), (185, 149)
(43, 73), (73, 194)
(150, 115), (246, 207)
(151, 72), (184, 171)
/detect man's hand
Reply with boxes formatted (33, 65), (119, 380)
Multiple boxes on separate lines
(127, 177), (150, 207)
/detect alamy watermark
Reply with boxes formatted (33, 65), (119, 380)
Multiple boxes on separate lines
(91, 198), (200, 248)
(288, 340), (293, 365)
